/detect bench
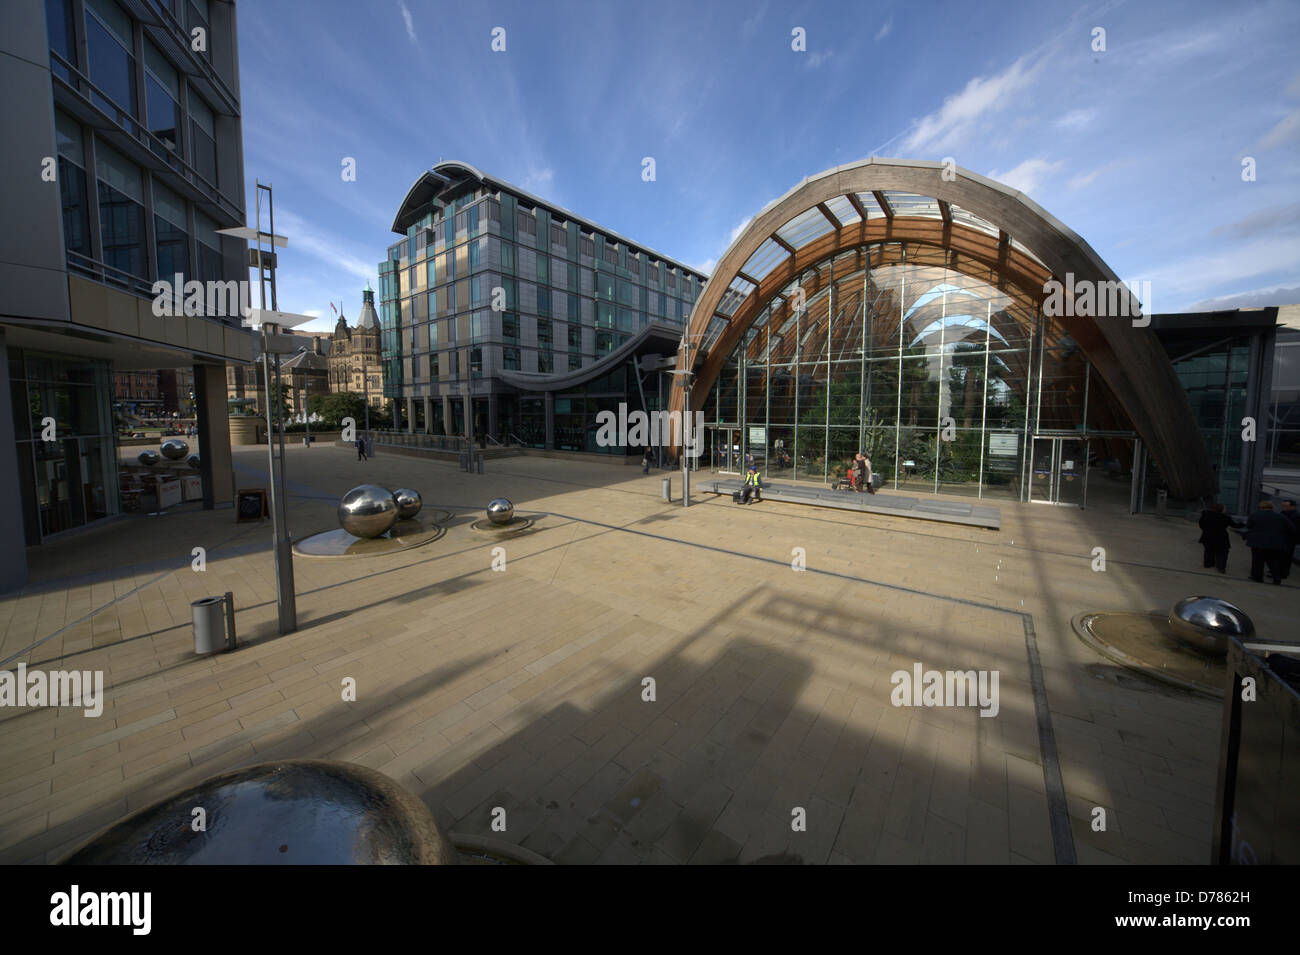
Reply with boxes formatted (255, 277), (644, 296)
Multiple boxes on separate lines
(704, 478), (1001, 530)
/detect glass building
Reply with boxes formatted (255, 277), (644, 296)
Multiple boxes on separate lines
(379, 161), (707, 443)
(673, 158), (1274, 514)
(0, 0), (252, 590)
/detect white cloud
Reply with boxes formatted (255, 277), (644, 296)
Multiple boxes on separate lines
(521, 167), (555, 192)
(273, 208), (375, 286)
(987, 158), (1063, 197)
(875, 19), (892, 42)
(806, 50), (833, 69)
(1054, 108), (1097, 132)
(1258, 110), (1300, 150)
(1211, 201), (1300, 239)
(1141, 236), (1300, 305)
(692, 258), (717, 275)
(1067, 169), (1099, 191)
(901, 56), (1040, 154)
(303, 309), (322, 318)
(728, 217), (753, 245)
(1188, 285), (1300, 310)
(397, 0), (416, 44)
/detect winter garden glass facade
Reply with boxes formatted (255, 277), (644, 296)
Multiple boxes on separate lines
(698, 225), (1142, 508)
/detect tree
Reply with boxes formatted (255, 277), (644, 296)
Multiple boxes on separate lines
(266, 383), (291, 422)
(309, 391), (368, 428)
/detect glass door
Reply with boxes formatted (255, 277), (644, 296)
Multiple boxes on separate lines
(1030, 437), (1088, 506)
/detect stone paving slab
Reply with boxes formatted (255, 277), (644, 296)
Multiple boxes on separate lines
(1, 446), (1297, 864)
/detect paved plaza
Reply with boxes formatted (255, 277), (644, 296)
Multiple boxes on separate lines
(1, 445), (1296, 864)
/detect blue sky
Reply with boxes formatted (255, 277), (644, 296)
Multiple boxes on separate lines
(236, 0), (1300, 333)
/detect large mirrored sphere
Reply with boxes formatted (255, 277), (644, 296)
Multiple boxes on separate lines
(137, 450), (160, 466)
(186, 454), (201, 469)
(393, 488), (422, 520)
(338, 485), (398, 539)
(1168, 596), (1254, 658)
(487, 498), (514, 525)
(160, 439), (189, 460)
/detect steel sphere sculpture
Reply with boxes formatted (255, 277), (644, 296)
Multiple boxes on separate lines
(186, 453), (201, 469)
(137, 449), (160, 467)
(1168, 596), (1254, 659)
(160, 439), (189, 460)
(393, 488), (422, 521)
(486, 498), (514, 525)
(338, 485), (399, 539)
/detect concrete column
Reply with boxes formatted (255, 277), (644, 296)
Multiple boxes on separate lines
(0, 329), (29, 591)
(488, 394), (499, 442)
(194, 363), (234, 509)
(423, 396), (432, 434)
(406, 396), (415, 433)
(544, 391), (555, 449)
(442, 395), (452, 436)
(462, 389), (473, 439)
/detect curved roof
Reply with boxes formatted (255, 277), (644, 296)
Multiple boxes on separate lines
(389, 162), (708, 280)
(670, 157), (1214, 499)
(497, 321), (682, 392)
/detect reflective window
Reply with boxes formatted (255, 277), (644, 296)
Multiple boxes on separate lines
(85, 0), (138, 118)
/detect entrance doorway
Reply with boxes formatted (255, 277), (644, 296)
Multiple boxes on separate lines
(1030, 437), (1086, 506)
(709, 426), (742, 473)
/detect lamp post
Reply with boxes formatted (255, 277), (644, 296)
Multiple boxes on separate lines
(669, 366), (695, 509)
(220, 183), (302, 636)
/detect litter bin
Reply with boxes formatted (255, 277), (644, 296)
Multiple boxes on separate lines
(193, 594), (234, 655)
(662, 477), (671, 502)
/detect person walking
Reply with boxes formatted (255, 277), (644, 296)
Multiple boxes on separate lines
(855, 452), (875, 494)
(741, 464), (763, 504)
(1197, 502), (1241, 574)
(1244, 500), (1291, 584)
(642, 448), (653, 474)
(1278, 499), (1299, 581)
(356, 435), (368, 462)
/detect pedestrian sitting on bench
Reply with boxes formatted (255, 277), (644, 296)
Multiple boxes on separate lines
(742, 464), (763, 504)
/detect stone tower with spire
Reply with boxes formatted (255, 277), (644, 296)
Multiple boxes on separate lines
(328, 285), (383, 408)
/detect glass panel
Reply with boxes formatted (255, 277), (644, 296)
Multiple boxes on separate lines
(85, 0), (137, 118)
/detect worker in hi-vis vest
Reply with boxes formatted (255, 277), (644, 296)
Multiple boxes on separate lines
(742, 464), (763, 505)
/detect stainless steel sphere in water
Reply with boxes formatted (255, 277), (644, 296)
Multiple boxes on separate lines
(186, 454), (201, 469)
(137, 450), (160, 467)
(486, 498), (514, 525)
(160, 439), (189, 460)
(338, 485), (398, 539)
(60, 760), (459, 864)
(393, 488), (422, 521)
(1168, 596), (1254, 658)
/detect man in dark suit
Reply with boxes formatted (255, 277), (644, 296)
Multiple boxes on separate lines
(1197, 502), (1241, 573)
(1244, 500), (1293, 584)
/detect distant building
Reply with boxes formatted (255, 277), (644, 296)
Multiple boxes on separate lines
(226, 327), (330, 414)
(328, 287), (382, 409)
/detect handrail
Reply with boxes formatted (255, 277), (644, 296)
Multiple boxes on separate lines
(50, 51), (242, 222)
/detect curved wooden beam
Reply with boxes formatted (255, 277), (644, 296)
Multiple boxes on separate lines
(670, 158), (1214, 499)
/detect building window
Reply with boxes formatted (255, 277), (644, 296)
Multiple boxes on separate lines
(580, 236), (594, 258)
(470, 275), (482, 308)
(503, 313), (518, 341)
(667, 270), (677, 290)
(568, 294), (578, 322)
(469, 238), (481, 269)
(537, 288), (550, 317)
(54, 112), (91, 260)
(467, 205), (479, 237)
(503, 346), (520, 370)
(603, 243), (618, 265)
(429, 353), (439, 381)
(195, 216), (221, 282)
(143, 39), (182, 157)
(45, 0), (77, 80)
(444, 250), (456, 281)
(95, 140), (147, 281)
(537, 253), (549, 285)
(537, 350), (552, 374)
(152, 180), (189, 283)
(538, 320), (553, 348)
(85, 0), (138, 119)
(517, 210), (536, 236)
(551, 223), (565, 247)
(567, 325), (581, 349)
(188, 91), (217, 187)
(501, 242), (515, 274)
